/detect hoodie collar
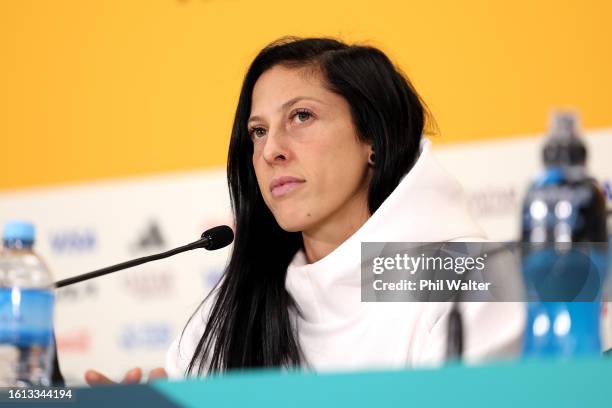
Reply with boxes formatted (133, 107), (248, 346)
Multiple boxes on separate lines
(285, 138), (485, 323)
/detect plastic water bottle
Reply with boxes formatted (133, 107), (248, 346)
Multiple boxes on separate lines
(521, 112), (608, 357)
(0, 221), (55, 387)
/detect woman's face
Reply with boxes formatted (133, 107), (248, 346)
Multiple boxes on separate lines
(249, 64), (372, 233)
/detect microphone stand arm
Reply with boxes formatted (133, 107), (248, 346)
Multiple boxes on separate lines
(54, 237), (208, 289)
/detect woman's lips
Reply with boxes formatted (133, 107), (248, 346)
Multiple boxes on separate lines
(271, 181), (305, 198)
(270, 179), (305, 198)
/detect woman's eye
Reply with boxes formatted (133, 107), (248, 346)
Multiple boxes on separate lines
(292, 109), (313, 124)
(249, 127), (266, 139)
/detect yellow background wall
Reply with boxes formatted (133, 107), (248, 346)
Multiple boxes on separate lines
(1, 0), (611, 190)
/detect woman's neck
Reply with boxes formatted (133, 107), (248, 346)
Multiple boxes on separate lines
(301, 192), (371, 264)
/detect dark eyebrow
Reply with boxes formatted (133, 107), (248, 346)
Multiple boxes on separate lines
(280, 96), (325, 110)
(248, 96), (325, 125)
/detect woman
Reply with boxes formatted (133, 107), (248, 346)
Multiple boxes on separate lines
(86, 37), (523, 384)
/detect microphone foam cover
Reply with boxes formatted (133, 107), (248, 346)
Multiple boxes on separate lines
(202, 225), (234, 250)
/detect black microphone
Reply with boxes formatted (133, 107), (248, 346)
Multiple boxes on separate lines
(54, 225), (234, 288)
(446, 305), (463, 360)
(444, 243), (519, 362)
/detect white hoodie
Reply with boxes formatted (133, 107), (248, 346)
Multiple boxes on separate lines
(166, 138), (525, 378)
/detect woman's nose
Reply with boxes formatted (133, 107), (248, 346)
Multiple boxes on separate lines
(262, 127), (290, 163)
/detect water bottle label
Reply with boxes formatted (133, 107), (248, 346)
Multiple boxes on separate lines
(0, 288), (54, 347)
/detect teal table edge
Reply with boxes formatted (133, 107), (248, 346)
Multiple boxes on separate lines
(151, 357), (611, 408)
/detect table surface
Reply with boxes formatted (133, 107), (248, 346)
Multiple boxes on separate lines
(2, 357), (610, 407)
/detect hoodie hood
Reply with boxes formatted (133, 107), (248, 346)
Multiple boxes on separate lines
(285, 138), (486, 324)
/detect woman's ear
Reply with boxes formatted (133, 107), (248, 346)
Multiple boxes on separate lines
(367, 148), (375, 167)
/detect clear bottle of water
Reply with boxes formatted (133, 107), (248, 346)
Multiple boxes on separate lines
(0, 221), (55, 387)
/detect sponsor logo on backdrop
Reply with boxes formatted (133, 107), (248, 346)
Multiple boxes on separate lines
(56, 329), (92, 353)
(49, 229), (97, 254)
(122, 267), (175, 298)
(468, 186), (519, 217)
(202, 266), (223, 290)
(603, 180), (611, 202)
(130, 220), (166, 254)
(118, 322), (173, 350)
(55, 281), (98, 303)
(120, 219), (175, 297)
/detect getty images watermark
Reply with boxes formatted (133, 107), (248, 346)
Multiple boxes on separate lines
(360, 242), (611, 302)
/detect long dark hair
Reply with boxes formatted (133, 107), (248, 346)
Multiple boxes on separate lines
(187, 37), (430, 375)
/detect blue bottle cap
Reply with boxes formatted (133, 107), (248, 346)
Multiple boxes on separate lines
(3, 220), (36, 245)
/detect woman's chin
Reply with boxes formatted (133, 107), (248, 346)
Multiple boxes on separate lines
(275, 217), (313, 233)
(276, 221), (306, 233)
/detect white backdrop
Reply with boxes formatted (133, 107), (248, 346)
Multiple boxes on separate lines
(0, 130), (610, 385)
